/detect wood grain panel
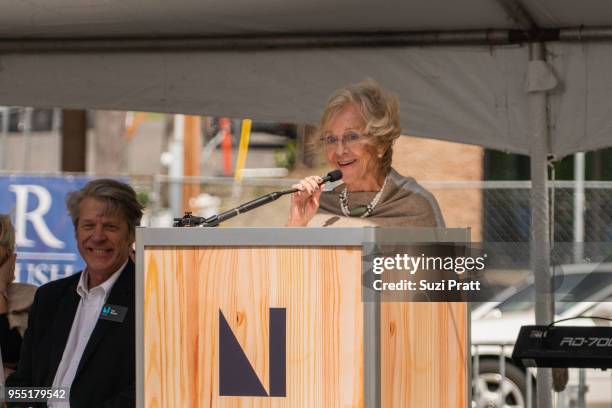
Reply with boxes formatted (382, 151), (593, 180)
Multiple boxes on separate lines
(381, 302), (468, 408)
(144, 246), (467, 408)
(144, 246), (364, 408)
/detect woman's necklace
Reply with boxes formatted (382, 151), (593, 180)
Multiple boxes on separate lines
(339, 176), (388, 218)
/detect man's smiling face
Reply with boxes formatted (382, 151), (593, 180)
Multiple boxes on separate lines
(76, 197), (132, 281)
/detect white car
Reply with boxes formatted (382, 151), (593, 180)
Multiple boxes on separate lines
(471, 263), (612, 408)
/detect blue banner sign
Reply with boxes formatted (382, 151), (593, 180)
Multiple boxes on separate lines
(0, 175), (93, 285)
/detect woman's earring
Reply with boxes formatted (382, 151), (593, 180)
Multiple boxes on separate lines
(377, 153), (383, 158)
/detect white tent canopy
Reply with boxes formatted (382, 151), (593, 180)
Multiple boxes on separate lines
(1, 0), (612, 157)
(1, 0), (611, 36)
(1, 2), (611, 407)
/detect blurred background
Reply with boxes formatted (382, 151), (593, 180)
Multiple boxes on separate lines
(1, 106), (612, 407)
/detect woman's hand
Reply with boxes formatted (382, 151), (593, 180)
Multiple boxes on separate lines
(286, 176), (323, 227)
(0, 253), (16, 293)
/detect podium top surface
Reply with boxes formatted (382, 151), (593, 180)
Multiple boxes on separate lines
(136, 227), (469, 247)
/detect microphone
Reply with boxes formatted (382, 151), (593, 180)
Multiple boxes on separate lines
(278, 169), (343, 195)
(173, 170), (343, 227)
(322, 169), (343, 184)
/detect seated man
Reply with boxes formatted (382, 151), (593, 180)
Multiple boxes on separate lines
(7, 179), (143, 407)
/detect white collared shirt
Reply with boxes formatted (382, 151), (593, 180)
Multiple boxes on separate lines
(49, 260), (127, 407)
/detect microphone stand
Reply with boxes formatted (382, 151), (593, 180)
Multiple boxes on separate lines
(173, 170), (342, 227)
(173, 187), (297, 227)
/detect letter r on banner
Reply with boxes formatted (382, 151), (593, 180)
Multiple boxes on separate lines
(10, 184), (65, 249)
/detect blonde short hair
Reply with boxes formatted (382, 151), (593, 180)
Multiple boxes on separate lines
(318, 80), (401, 175)
(0, 214), (16, 255)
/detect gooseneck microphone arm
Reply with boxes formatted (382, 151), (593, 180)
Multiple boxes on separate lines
(173, 170), (342, 227)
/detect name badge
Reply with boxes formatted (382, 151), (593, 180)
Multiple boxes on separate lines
(99, 304), (128, 322)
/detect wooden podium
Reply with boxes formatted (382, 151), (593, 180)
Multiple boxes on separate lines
(136, 227), (469, 408)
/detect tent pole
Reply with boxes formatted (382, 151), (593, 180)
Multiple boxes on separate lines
(528, 41), (554, 408)
(2, 27), (612, 53)
(573, 152), (585, 262)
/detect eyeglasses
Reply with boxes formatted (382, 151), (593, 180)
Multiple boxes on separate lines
(320, 132), (364, 149)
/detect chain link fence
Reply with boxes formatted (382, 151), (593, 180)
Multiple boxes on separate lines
(133, 177), (612, 243)
(481, 181), (612, 243)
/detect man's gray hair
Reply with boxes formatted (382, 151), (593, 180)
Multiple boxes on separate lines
(66, 179), (144, 238)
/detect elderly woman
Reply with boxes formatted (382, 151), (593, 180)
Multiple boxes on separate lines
(287, 80), (444, 227)
(0, 214), (36, 380)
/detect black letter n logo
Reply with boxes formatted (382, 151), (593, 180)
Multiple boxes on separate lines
(219, 308), (286, 397)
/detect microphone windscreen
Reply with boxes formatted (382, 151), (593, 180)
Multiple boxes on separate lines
(327, 170), (343, 182)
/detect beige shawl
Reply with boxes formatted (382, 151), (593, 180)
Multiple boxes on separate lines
(311, 168), (445, 228)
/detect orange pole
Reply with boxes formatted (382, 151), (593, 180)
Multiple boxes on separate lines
(182, 115), (201, 211)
